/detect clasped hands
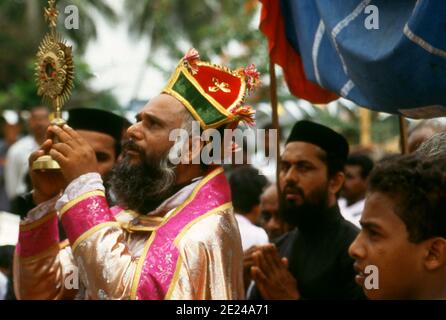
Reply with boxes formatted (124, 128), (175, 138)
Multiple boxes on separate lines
(244, 244), (300, 300)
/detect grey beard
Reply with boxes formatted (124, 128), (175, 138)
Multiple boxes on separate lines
(107, 151), (177, 214)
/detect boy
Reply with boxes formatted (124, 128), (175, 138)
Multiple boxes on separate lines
(349, 155), (446, 299)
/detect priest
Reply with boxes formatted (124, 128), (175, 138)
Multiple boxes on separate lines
(14, 49), (260, 300)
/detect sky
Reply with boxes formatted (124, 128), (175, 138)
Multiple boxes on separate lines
(80, 1), (443, 128)
(84, 0), (165, 107)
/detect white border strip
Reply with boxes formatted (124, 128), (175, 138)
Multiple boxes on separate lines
(312, 20), (326, 86)
(340, 80), (355, 97)
(331, 0), (372, 74)
(404, 24), (446, 59)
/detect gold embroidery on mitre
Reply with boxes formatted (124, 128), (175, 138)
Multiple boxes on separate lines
(208, 78), (231, 93)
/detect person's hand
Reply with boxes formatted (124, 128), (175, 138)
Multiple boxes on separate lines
(28, 139), (67, 204)
(251, 244), (300, 300)
(47, 124), (98, 184)
(243, 245), (262, 290)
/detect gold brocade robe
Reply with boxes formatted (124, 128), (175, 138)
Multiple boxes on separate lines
(14, 170), (244, 300)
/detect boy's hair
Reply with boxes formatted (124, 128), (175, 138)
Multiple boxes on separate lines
(368, 154), (446, 243)
(346, 154), (374, 179)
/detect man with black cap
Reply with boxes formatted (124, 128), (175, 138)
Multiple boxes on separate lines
(247, 120), (364, 299)
(65, 107), (127, 180)
(11, 107), (127, 216)
(12, 107), (127, 299)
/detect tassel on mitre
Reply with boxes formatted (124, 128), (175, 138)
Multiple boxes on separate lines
(183, 48), (200, 74)
(242, 64), (261, 93)
(228, 105), (256, 129)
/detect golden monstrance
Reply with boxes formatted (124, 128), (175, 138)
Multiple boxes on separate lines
(32, 0), (74, 170)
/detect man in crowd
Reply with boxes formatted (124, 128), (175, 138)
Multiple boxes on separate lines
(229, 166), (269, 251)
(259, 184), (291, 241)
(15, 49), (260, 299)
(0, 245), (15, 300)
(416, 131), (446, 160)
(13, 106), (127, 298)
(349, 154), (446, 299)
(0, 111), (21, 211)
(5, 106), (49, 201)
(338, 154), (374, 228)
(66, 107), (127, 180)
(407, 119), (445, 153)
(243, 183), (291, 293)
(248, 120), (364, 299)
(229, 166), (269, 293)
(13, 107), (127, 212)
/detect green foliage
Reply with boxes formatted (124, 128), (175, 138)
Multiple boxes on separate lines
(124, 0), (267, 71)
(0, 0), (120, 112)
(0, 0), (400, 147)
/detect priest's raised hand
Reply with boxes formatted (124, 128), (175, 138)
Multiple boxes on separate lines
(48, 124), (99, 183)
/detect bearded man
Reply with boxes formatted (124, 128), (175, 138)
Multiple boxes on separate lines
(14, 49), (259, 300)
(247, 120), (364, 300)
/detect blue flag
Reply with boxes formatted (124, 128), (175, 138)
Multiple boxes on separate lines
(261, 0), (446, 118)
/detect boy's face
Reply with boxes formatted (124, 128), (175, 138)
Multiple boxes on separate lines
(348, 192), (426, 299)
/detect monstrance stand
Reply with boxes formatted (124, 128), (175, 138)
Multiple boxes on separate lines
(32, 0), (74, 170)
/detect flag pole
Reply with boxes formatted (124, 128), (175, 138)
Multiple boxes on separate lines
(399, 115), (409, 154)
(269, 59), (281, 188)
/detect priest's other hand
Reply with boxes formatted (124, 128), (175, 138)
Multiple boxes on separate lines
(29, 139), (67, 204)
(48, 124), (98, 184)
(251, 244), (300, 300)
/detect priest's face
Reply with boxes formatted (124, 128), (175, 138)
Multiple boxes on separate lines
(348, 192), (426, 299)
(126, 94), (185, 166)
(108, 94), (186, 213)
(279, 141), (330, 226)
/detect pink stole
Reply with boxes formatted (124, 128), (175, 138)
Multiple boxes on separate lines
(131, 167), (231, 300)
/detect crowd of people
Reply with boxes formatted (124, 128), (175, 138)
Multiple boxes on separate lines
(0, 49), (445, 300)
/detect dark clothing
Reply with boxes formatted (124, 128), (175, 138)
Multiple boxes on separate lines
(0, 140), (10, 212)
(249, 205), (364, 300)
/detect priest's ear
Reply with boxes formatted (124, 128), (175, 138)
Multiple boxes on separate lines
(187, 134), (204, 164)
(328, 171), (345, 196)
(423, 237), (446, 271)
(168, 129), (203, 165)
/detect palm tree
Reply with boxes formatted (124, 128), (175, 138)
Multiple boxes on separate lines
(59, 0), (118, 53)
(0, 0), (118, 109)
(124, 0), (264, 68)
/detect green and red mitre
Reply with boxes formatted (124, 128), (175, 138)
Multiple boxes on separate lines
(162, 48), (260, 130)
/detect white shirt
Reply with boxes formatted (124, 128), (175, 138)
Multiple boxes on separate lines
(235, 213), (269, 251)
(5, 135), (38, 199)
(0, 211), (20, 245)
(0, 272), (7, 300)
(338, 198), (365, 229)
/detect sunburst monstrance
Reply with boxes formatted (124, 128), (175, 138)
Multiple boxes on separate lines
(33, 0), (75, 170)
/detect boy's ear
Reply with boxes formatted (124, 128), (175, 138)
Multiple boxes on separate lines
(424, 237), (446, 271)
